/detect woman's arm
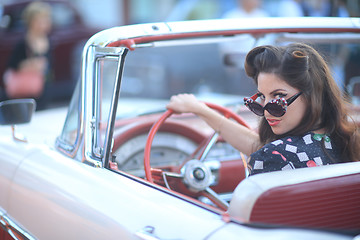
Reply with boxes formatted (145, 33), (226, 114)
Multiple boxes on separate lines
(166, 94), (260, 156)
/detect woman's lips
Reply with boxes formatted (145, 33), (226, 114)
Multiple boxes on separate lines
(267, 118), (281, 126)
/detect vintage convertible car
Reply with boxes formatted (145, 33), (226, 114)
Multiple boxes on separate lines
(0, 17), (360, 240)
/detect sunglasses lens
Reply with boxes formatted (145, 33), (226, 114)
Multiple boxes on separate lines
(248, 102), (264, 116)
(266, 103), (285, 117)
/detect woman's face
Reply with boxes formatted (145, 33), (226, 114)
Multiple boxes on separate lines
(257, 72), (306, 135)
(29, 12), (52, 35)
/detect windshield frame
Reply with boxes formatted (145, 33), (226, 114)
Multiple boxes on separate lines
(56, 17), (360, 169)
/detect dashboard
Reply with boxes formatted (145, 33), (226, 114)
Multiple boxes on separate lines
(114, 132), (197, 177)
(113, 130), (242, 179)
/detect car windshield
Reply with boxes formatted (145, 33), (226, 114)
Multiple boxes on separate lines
(58, 27), (360, 166)
(97, 32), (360, 120)
(86, 31), (360, 169)
(118, 36), (256, 117)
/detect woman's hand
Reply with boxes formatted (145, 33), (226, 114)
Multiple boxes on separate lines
(166, 93), (206, 114)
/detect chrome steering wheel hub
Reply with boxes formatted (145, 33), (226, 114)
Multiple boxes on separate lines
(181, 159), (213, 192)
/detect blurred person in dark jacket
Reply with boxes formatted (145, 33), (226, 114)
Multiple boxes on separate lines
(5, 1), (53, 110)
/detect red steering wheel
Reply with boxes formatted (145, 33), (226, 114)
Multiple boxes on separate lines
(144, 102), (251, 210)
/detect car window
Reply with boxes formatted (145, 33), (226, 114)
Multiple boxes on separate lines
(96, 56), (120, 156)
(58, 81), (80, 147)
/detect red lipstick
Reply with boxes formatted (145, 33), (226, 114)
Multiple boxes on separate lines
(267, 118), (281, 126)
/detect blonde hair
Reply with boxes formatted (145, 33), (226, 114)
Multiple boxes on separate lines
(22, 1), (51, 27)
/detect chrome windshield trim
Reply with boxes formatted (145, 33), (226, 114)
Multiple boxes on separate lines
(82, 44), (100, 166)
(102, 48), (128, 168)
(86, 17), (360, 49)
(0, 210), (36, 240)
(80, 43), (129, 166)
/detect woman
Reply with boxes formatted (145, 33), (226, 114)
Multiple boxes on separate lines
(167, 43), (359, 176)
(5, 1), (52, 110)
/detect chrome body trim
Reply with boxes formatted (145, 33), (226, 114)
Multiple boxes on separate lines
(102, 48), (128, 168)
(0, 209), (36, 240)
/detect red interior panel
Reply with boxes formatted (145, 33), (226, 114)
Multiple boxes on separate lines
(250, 173), (360, 231)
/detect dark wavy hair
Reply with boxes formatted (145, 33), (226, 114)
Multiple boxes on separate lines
(244, 43), (359, 163)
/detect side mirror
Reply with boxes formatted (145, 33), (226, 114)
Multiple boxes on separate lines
(0, 99), (36, 142)
(0, 99), (36, 125)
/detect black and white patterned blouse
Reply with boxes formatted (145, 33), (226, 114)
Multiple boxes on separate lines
(248, 132), (340, 176)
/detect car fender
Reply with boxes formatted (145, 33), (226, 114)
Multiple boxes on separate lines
(5, 143), (227, 239)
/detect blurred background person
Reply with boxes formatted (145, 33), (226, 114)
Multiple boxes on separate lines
(222, 0), (269, 19)
(4, 1), (53, 110)
(305, 0), (349, 17)
(277, 0), (305, 17)
(328, 0), (349, 17)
